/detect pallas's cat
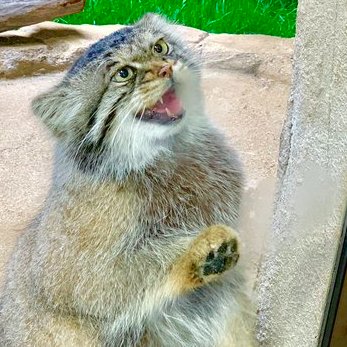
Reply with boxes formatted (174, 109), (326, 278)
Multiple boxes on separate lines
(0, 14), (255, 347)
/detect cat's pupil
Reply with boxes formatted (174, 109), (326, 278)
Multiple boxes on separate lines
(119, 68), (129, 78)
(154, 44), (163, 53)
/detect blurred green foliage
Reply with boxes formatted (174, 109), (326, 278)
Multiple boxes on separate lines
(56, 0), (298, 37)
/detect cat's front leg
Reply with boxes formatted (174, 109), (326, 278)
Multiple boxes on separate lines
(103, 225), (241, 346)
(166, 224), (240, 296)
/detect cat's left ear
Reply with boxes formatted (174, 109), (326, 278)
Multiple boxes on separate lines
(32, 66), (108, 139)
(31, 82), (86, 138)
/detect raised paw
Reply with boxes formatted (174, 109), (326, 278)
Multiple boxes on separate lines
(191, 225), (240, 281)
(200, 238), (239, 277)
(168, 225), (239, 294)
(168, 225), (241, 295)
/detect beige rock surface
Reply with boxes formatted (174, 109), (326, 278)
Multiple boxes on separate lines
(0, 0), (86, 33)
(0, 22), (293, 289)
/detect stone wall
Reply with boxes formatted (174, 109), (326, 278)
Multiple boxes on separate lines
(257, 0), (347, 345)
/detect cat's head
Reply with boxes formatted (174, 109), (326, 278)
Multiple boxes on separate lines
(32, 13), (204, 179)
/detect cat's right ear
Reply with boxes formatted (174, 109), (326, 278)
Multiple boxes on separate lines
(32, 83), (79, 138)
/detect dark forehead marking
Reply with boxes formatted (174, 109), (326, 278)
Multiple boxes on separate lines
(68, 26), (136, 76)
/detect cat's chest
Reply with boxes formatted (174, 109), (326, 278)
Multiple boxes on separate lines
(138, 161), (238, 229)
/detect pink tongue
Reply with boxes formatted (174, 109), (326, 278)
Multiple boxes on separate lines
(152, 89), (183, 116)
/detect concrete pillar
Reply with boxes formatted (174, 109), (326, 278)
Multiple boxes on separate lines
(256, 0), (347, 346)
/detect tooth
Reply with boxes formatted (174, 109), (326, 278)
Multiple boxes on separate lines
(160, 97), (164, 104)
(165, 107), (173, 116)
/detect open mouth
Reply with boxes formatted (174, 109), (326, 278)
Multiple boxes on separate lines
(135, 88), (184, 125)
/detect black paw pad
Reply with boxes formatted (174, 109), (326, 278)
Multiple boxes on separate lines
(202, 240), (239, 276)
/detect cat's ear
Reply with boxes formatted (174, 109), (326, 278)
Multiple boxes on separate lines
(33, 66), (109, 139)
(137, 13), (169, 28)
(32, 80), (88, 139)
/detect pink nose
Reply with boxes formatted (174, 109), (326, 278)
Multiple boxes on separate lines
(158, 64), (173, 78)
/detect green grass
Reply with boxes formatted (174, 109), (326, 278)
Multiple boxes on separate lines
(55, 0), (297, 38)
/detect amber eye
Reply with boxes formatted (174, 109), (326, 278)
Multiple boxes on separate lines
(113, 66), (135, 82)
(153, 39), (169, 55)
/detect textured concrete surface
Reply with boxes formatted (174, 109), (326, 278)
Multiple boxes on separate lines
(257, 1), (347, 346)
(0, 23), (293, 292)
